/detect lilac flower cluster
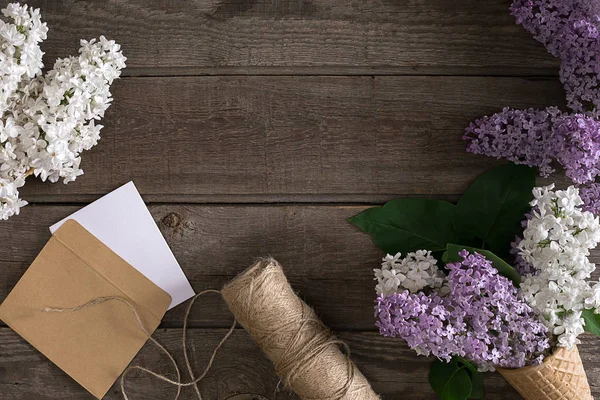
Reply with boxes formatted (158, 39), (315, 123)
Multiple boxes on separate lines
(465, 107), (600, 211)
(464, 2), (600, 212)
(554, 113), (600, 183)
(375, 250), (550, 371)
(464, 107), (559, 176)
(511, 212), (536, 276)
(514, 184), (600, 348)
(511, 0), (600, 113)
(580, 182), (600, 213)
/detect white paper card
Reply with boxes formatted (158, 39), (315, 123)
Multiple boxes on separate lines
(50, 182), (195, 309)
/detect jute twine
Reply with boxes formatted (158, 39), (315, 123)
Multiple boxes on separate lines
(42, 258), (378, 400)
(43, 290), (236, 400)
(221, 258), (379, 400)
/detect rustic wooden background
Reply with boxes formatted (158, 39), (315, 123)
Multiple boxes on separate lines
(1, 0), (598, 399)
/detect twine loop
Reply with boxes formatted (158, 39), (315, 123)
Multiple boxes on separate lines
(43, 258), (379, 400)
(43, 290), (236, 400)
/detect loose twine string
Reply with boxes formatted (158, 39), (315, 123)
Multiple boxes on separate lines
(42, 258), (379, 400)
(43, 290), (236, 400)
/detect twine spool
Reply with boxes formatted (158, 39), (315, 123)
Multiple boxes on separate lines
(222, 258), (379, 400)
(42, 257), (378, 399)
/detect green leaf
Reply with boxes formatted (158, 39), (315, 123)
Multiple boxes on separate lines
(442, 243), (521, 286)
(429, 358), (472, 400)
(349, 198), (458, 254)
(454, 164), (535, 257)
(443, 368), (472, 400)
(468, 370), (484, 399)
(582, 309), (600, 336)
(455, 356), (477, 374)
(454, 357), (483, 399)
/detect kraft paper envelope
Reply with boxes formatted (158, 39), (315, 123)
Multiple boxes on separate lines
(50, 181), (195, 310)
(0, 220), (172, 399)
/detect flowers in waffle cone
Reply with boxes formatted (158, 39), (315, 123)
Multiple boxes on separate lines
(0, 3), (125, 220)
(374, 250), (550, 372)
(351, 159), (600, 399)
(354, 0), (600, 397)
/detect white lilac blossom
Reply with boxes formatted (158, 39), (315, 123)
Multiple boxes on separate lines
(0, 3), (126, 220)
(375, 251), (550, 371)
(374, 250), (447, 296)
(0, 3), (46, 115)
(517, 184), (600, 349)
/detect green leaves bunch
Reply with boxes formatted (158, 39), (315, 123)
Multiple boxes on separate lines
(350, 163), (536, 400)
(351, 163), (600, 399)
(350, 163), (535, 260)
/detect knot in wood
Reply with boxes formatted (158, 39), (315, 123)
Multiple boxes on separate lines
(161, 212), (183, 229)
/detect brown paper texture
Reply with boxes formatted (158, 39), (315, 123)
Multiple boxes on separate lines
(0, 219), (172, 399)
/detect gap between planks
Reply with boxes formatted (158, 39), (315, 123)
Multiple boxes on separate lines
(118, 66), (560, 78)
(21, 194), (462, 205)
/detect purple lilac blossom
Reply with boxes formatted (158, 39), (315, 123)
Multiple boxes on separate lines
(510, 0), (600, 113)
(553, 114), (600, 184)
(465, 107), (600, 212)
(464, 107), (560, 176)
(510, 0), (591, 57)
(579, 182), (600, 213)
(375, 250), (550, 369)
(511, 237), (536, 276)
(511, 212), (536, 276)
(465, 1), (600, 213)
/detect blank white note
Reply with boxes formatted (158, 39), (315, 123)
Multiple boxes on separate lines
(50, 182), (195, 310)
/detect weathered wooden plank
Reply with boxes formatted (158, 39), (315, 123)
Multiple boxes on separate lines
(21, 0), (557, 76)
(2, 205), (599, 331)
(1, 328), (598, 399)
(0, 204), (383, 330)
(18, 76), (565, 203)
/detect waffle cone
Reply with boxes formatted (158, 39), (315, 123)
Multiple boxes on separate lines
(497, 346), (592, 400)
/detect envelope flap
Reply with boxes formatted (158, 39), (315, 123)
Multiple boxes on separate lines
(53, 220), (172, 321)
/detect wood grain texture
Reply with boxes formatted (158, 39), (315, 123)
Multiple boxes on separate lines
(2, 204), (600, 331)
(2, 1), (597, 399)
(20, 0), (558, 76)
(0, 204), (388, 330)
(0, 328), (598, 400)
(19, 76), (566, 203)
